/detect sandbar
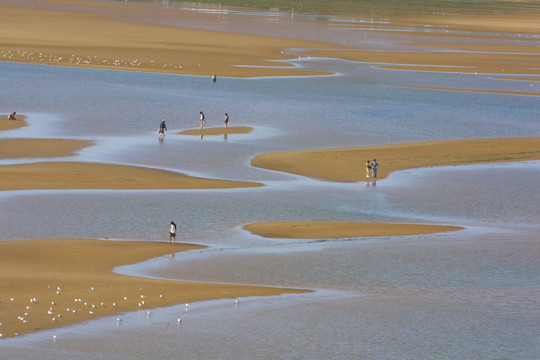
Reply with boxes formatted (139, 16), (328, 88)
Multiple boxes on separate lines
(0, 162), (263, 190)
(0, 139), (93, 159)
(179, 126), (253, 136)
(307, 12), (540, 76)
(394, 85), (539, 97)
(0, 0), (334, 77)
(251, 137), (540, 182)
(0, 114), (27, 131)
(0, 238), (305, 338)
(244, 221), (463, 239)
(0, 117), (259, 189)
(1, 1), (539, 78)
(397, 13), (540, 35)
(309, 48), (540, 76)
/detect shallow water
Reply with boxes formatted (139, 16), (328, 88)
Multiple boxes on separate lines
(1, 2), (539, 359)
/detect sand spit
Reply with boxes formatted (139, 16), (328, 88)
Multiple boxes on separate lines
(0, 162), (263, 190)
(310, 49), (540, 76)
(0, 139), (94, 159)
(309, 12), (540, 76)
(2, 1), (538, 78)
(179, 126), (253, 136)
(393, 85), (540, 97)
(0, 238), (306, 338)
(251, 138), (540, 182)
(0, 0), (334, 77)
(0, 114), (27, 131)
(244, 221), (463, 239)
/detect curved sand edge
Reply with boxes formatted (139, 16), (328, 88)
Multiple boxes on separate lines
(307, 11), (540, 77)
(0, 238), (306, 338)
(0, 162), (263, 190)
(4, 1), (539, 79)
(0, 0), (335, 78)
(0, 139), (94, 159)
(244, 221), (463, 239)
(393, 85), (539, 97)
(0, 114), (27, 131)
(251, 137), (540, 183)
(179, 126), (253, 136)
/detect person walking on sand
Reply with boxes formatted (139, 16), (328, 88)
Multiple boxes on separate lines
(366, 160), (371, 178)
(169, 221), (177, 243)
(371, 159), (379, 178)
(158, 119), (167, 136)
(199, 112), (206, 129)
(224, 113), (229, 128)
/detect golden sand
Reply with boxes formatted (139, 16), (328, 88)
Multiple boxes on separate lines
(244, 221), (463, 239)
(394, 85), (540, 97)
(309, 49), (540, 76)
(2, 1), (538, 78)
(398, 13), (540, 35)
(0, 0), (334, 77)
(179, 126), (253, 136)
(0, 139), (93, 159)
(0, 114), (27, 131)
(311, 13), (540, 76)
(0, 162), (263, 190)
(251, 138), (540, 182)
(0, 116), (258, 190)
(0, 238), (306, 337)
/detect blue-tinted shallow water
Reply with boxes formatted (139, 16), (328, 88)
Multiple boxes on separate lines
(0, 2), (539, 359)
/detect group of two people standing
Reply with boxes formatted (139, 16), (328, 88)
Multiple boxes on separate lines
(366, 159), (379, 178)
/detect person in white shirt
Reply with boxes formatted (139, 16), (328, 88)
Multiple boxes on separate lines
(169, 221), (177, 243)
(199, 112), (205, 128)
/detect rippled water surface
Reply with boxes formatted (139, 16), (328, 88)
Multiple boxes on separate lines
(1, 2), (539, 359)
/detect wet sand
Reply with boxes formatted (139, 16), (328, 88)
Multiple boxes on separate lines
(244, 221), (463, 239)
(0, 162), (263, 190)
(0, 238), (306, 338)
(0, 139), (93, 159)
(309, 49), (540, 76)
(251, 138), (540, 182)
(0, 115), (27, 131)
(179, 126), (253, 136)
(317, 12), (540, 76)
(0, 0), (334, 77)
(0, 117), (260, 190)
(1, 1), (538, 78)
(399, 13), (540, 35)
(394, 85), (540, 97)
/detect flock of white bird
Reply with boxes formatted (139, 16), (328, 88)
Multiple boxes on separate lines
(0, 284), (240, 340)
(0, 49), (184, 70)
